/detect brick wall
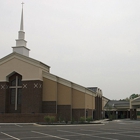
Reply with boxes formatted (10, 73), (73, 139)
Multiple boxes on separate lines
(57, 105), (71, 121)
(130, 109), (137, 120)
(72, 109), (85, 121)
(42, 101), (56, 113)
(86, 109), (92, 117)
(0, 113), (56, 123)
(22, 80), (43, 113)
(0, 82), (8, 113)
(95, 96), (102, 120)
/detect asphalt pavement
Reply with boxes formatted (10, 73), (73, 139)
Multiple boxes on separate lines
(0, 119), (140, 140)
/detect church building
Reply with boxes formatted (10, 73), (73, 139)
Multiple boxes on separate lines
(0, 6), (106, 123)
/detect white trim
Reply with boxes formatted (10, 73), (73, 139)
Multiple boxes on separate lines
(5, 75), (43, 82)
(0, 53), (50, 72)
(22, 78), (43, 81)
(131, 96), (140, 102)
(57, 77), (71, 87)
(43, 72), (97, 97)
(72, 83), (85, 93)
(85, 89), (95, 96)
(43, 72), (57, 82)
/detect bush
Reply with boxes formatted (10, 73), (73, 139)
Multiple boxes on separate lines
(44, 116), (55, 124)
(86, 116), (93, 123)
(50, 116), (55, 124)
(44, 116), (50, 124)
(80, 116), (85, 123)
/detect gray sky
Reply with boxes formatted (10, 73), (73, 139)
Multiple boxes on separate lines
(0, 0), (140, 100)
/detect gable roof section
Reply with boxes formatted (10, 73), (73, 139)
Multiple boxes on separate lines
(0, 52), (50, 72)
(104, 100), (130, 109)
(131, 96), (140, 102)
(131, 96), (140, 106)
(87, 87), (102, 97)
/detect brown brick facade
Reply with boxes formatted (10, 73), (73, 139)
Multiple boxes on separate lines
(57, 105), (71, 121)
(0, 82), (8, 113)
(0, 77), (102, 122)
(95, 96), (102, 120)
(86, 109), (92, 117)
(42, 101), (56, 113)
(130, 109), (137, 120)
(0, 113), (56, 123)
(22, 80), (43, 113)
(0, 79), (43, 114)
(72, 109), (85, 121)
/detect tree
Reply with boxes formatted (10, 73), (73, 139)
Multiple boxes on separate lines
(129, 94), (139, 99)
(125, 97), (129, 101)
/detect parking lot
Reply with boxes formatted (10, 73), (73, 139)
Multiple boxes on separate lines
(0, 120), (140, 140)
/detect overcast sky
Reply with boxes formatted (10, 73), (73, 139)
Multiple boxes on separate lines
(0, 0), (140, 100)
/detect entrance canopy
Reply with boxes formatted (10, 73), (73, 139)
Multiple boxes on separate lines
(104, 100), (130, 111)
(131, 96), (140, 108)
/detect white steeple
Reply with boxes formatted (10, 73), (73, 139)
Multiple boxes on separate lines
(12, 2), (30, 57)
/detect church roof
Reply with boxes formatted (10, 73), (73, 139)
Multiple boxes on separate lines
(0, 52), (50, 71)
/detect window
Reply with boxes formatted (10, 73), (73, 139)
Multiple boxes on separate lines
(17, 88), (22, 104)
(18, 78), (22, 86)
(9, 74), (22, 110)
(11, 79), (16, 86)
(10, 89), (15, 104)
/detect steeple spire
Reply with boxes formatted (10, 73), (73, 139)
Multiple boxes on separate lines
(20, 2), (24, 31)
(12, 3), (30, 57)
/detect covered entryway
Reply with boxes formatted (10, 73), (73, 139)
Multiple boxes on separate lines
(130, 97), (140, 120)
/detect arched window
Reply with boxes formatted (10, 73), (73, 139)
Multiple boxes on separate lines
(9, 73), (22, 110)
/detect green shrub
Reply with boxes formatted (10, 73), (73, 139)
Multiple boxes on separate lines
(80, 116), (85, 123)
(44, 116), (55, 124)
(86, 116), (93, 123)
(44, 116), (50, 123)
(50, 116), (55, 124)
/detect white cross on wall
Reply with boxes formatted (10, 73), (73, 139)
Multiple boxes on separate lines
(9, 76), (22, 110)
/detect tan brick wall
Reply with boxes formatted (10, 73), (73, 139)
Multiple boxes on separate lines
(72, 89), (85, 109)
(0, 58), (42, 81)
(92, 96), (95, 109)
(85, 94), (93, 109)
(43, 78), (57, 101)
(57, 83), (72, 105)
